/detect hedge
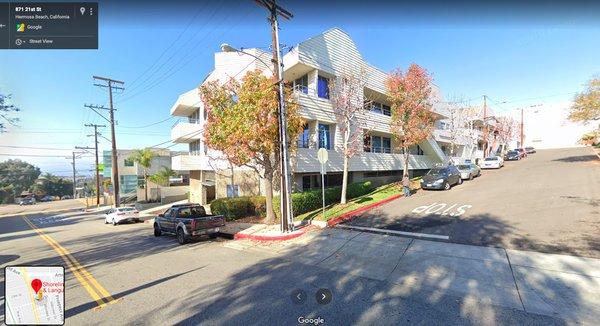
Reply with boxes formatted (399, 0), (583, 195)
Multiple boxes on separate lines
(210, 181), (374, 220)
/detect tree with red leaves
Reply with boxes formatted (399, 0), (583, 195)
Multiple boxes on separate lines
(387, 64), (436, 176)
(200, 70), (304, 223)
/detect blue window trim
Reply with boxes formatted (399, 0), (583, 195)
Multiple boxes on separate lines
(298, 124), (310, 148)
(317, 76), (329, 99)
(318, 124), (330, 150)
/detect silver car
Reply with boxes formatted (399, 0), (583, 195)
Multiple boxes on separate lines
(457, 163), (481, 180)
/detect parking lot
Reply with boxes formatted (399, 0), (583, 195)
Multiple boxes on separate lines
(343, 147), (600, 258)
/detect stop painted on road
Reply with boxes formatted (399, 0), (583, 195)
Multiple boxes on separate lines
(412, 203), (472, 216)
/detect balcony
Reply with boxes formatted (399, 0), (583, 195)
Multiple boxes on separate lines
(171, 154), (231, 171)
(170, 89), (201, 117)
(171, 120), (202, 143)
(294, 148), (434, 173)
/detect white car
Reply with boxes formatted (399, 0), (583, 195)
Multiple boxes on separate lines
(104, 207), (140, 225)
(481, 156), (504, 169)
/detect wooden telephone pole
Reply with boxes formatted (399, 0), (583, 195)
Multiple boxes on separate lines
(77, 123), (105, 206)
(255, 0), (295, 232)
(89, 76), (124, 206)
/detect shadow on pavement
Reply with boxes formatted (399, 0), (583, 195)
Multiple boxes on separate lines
(131, 227), (597, 325)
(552, 155), (599, 163)
(64, 266), (207, 318)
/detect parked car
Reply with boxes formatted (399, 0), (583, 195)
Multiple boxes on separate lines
(61, 195), (72, 200)
(525, 146), (536, 154)
(504, 150), (521, 161)
(420, 165), (462, 190)
(105, 207), (140, 225)
(515, 148), (528, 158)
(457, 163), (481, 180)
(19, 197), (36, 206)
(40, 195), (55, 202)
(481, 156), (504, 169)
(154, 203), (225, 245)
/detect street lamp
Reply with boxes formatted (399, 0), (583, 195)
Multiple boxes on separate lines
(219, 42), (294, 233)
(220, 43), (275, 74)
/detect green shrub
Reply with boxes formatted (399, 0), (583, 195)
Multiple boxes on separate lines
(210, 181), (374, 220)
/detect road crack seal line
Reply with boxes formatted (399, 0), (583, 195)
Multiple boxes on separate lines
(504, 248), (526, 312)
(386, 238), (414, 280)
(22, 215), (119, 310)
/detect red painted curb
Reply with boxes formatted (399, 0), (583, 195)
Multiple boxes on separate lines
(234, 225), (315, 242)
(326, 194), (403, 227)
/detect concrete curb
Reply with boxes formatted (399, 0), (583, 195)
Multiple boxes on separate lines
(326, 194), (403, 227)
(233, 225), (315, 241)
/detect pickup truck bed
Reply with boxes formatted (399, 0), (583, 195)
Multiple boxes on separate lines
(153, 204), (225, 244)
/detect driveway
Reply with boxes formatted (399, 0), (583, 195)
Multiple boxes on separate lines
(343, 147), (600, 258)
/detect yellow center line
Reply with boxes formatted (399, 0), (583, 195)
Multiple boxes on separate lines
(22, 216), (119, 310)
(20, 267), (41, 324)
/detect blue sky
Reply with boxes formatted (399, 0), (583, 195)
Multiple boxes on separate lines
(0, 1), (598, 175)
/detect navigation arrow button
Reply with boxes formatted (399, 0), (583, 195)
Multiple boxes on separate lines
(315, 288), (332, 305)
(291, 289), (306, 304)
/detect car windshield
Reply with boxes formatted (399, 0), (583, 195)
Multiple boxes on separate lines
(119, 207), (136, 212)
(457, 165), (470, 169)
(507, 151), (518, 154)
(484, 157), (498, 161)
(427, 168), (446, 176)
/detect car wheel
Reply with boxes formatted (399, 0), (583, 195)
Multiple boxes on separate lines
(153, 224), (162, 237)
(112, 218), (117, 226)
(444, 182), (451, 190)
(176, 227), (187, 245)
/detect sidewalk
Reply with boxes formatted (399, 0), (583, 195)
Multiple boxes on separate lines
(223, 227), (600, 324)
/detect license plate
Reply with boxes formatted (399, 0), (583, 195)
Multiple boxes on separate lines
(426, 184), (433, 187)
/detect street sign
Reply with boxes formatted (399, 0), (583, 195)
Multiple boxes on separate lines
(317, 148), (328, 220)
(317, 148), (328, 164)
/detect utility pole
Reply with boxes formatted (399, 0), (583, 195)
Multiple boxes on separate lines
(482, 95), (488, 157)
(520, 108), (524, 147)
(90, 76), (124, 207)
(67, 151), (86, 198)
(77, 123), (105, 207)
(255, 0), (294, 233)
(71, 152), (76, 198)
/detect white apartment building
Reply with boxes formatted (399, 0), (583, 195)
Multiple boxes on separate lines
(170, 28), (451, 204)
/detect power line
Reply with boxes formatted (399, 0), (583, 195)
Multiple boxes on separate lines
(121, 1), (230, 97)
(126, 3), (210, 90)
(0, 153), (94, 157)
(118, 116), (175, 129)
(0, 145), (74, 150)
(116, 3), (252, 104)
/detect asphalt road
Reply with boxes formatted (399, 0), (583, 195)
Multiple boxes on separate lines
(344, 147), (600, 258)
(0, 203), (565, 324)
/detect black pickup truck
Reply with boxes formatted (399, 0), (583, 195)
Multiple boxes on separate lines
(153, 203), (225, 245)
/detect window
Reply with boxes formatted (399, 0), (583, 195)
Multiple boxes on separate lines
(317, 76), (329, 99)
(318, 124), (331, 149)
(298, 123), (310, 148)
(409, 145), (424, 155)
(369, 101), (391, 116)
(124, 158), (134, 167)
(382, 105), (391, 116)
(365, 135), (392, 153)
(372, 136), (382, 153)
(371, 102), (382, 114)
(302, 175), (311, 191)
(363, 134), (371, 152)
(190, 140), (201, 156)
(294, 74), (308, 94)
(226, 185), (239, 198)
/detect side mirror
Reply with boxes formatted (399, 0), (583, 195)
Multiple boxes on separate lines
(158, 214), (164, 218)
